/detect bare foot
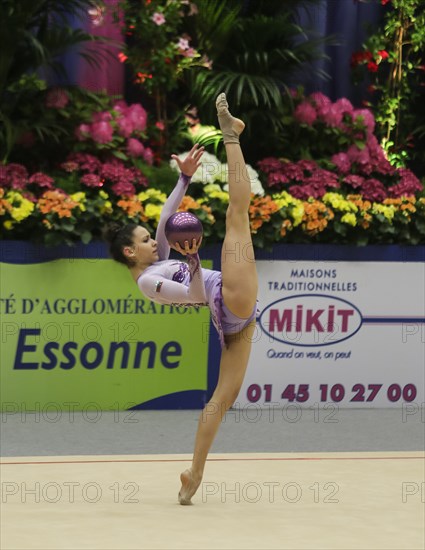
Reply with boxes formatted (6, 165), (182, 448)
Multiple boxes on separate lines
(178, 468), (202, 505)
(216, 92), (245, 142)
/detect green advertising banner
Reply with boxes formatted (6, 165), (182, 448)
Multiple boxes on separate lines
(0, 258), (210, 410)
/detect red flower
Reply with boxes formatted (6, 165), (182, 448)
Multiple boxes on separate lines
(377, 50), (389, 60)
(381, 0), (391, 5)
(350, 52), (363, 67)
(367, 61), (379, 73)
(350, 50), (373, 68)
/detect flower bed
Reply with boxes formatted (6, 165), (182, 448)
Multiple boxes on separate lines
(1, 90), (424, 247)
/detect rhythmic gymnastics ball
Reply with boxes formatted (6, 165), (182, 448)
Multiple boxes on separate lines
(165, 212), (203, 249)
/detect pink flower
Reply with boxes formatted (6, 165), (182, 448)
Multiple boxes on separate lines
(320, 104), (343, 128)
(361, 179), (388, 202)
(111, 181), (136, 196)
(155, 121), (165, 131)
(0, 164), (28, 190)
(347, 144), (371, 166)
(297, 160), (318, 172)
(334, 98), (354, 115)
(117, 117), (134, 137)
(90, 121), (114, 143)
(81, 174), (103, 188)
(142, 147), (154, 165)
(389, 169), (423, 197)
(177, 37), (190, 50)
(75, 124), (91, 141)
(68, 153), (101, 173)
(344, 175), (365, 189)
(92, 111), (113, 123)
(28, 172), (54, 189)
(258, 157), (284, 173)
(289, 184), (316, 199)
(100, 160), (136, 188)
(127, 138), (145, 157)
(267, 172), (288, 185)
(331, 153), (351, 174)
(294, 102), (317, 125)
(0, 165), (8, 186)
(366, 135), (393, 175)
(353, 109), (375, 134)
(152, 12), (166, 25)
(182, 47), (196, 58)
(113, 100), (128, 115)
(309, 92), (331, 113)
(126, 104), (147, 132)
(130, 167), (148, 188)
(45, 88), (69, 109)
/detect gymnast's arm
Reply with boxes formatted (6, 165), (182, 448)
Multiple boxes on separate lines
(155, 144), (204, 261)
(138, 254), (207, 305)
(155, 172), (191, 261)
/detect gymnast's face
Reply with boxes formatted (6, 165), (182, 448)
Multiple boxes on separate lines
(124, 226), (158, 267)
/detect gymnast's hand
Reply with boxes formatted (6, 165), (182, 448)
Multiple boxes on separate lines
(171, 143), (204, 177)
(173, 236), (203, 256)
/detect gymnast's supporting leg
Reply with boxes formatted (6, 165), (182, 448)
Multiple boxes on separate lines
(178, 93), (258, 505)
(178, 322), (256, 505)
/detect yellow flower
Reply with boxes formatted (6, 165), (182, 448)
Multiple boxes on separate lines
(138, 189), (167, 203)
(271, 191), (304, 226)
(323, 193), (358, 213)
(272, 191), (293, 208)
(291, 204), (305, 227)
(70, 192), (86, 211)
(341, 213), (357, 226)
(204, 184), (221, 193)
(101, 200), (113, 214)
(144, 203), (162, 222)
(10, 195), (35, 222)
(99, 190), (109, 200)
(70, 192), (86, 202)
(204, 184), (229, 203)
(208, 190), (229, 202)
(3, 220), (14, 230)
(372, 203), (395, 222)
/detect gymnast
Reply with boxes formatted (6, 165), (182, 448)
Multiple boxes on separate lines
(104, 93), (258, 504)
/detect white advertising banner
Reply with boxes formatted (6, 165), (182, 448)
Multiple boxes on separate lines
(238, 260), (425, 408)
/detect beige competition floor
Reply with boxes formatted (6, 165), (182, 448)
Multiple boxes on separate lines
(1, 451), (424, 550)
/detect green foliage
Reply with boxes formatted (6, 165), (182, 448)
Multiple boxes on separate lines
(116, 0), (210, 156)
(116, 0), (336, 163)
(351, 0), (425, 175)
(0, 0), (113, 163)
(184, 0), (337, 162)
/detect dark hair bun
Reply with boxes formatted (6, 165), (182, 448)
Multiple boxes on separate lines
(102, 223), (123, 245)
(102, 222), (139, 266)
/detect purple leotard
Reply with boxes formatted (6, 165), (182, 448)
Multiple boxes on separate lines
(137, 173), (256, 347)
